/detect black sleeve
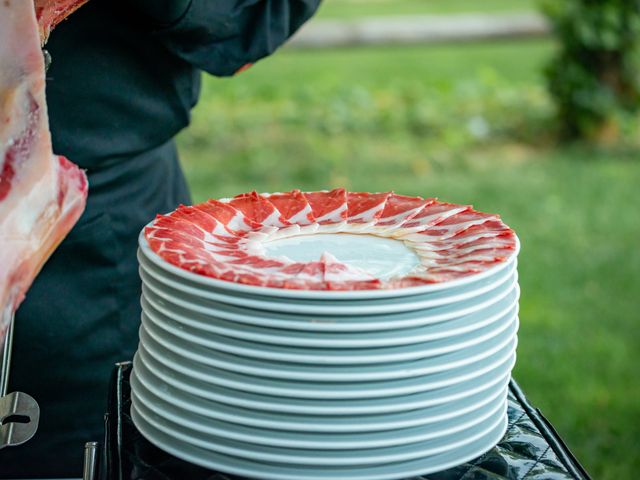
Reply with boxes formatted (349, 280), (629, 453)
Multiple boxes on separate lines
(152, 0), (322, 76)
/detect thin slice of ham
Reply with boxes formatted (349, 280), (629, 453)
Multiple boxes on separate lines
(374, 194), (434, 234)
(262, 190), (315, 225)
(224, 191), (289, 228)
(343, 191), (391, 233)
(303, 189), (348, 225)
(390, 201), (471, 238)
(0, 1), (88, 340)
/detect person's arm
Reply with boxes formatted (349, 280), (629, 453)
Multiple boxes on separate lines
(131, 0), (192, 26)
(134, 0), (322, 76)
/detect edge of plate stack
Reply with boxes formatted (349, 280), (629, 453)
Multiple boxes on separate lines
(132, 231), (520, 480)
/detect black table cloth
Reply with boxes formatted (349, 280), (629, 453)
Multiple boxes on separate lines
(100, 362), (590, 480)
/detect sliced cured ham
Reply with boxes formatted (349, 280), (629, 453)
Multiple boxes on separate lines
(262, 190), (315, 226)
(303, 189), (348, 225)
(193, 200), (261, 233)
(346, 191), (390, 224)
(391, 201), (471, 237)
(0, 1), (88, 340)
(145, 190), (517, 290)
(224, 191), (289, 228)
(375, 194), (432, 230)
(401, 209), (500, 242)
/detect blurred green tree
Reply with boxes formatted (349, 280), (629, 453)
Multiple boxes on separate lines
(542, 0), (640, 142)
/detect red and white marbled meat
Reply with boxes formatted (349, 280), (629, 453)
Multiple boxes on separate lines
(303, 189), (348, 225)
(263, 190), (315, 225)
(402, 209), (500, 242)
(374, 194), (432, 231)
(223, 191), (289, 228)
(391, 201), (471, 237)
(193, 200), (261, 233)
(145, 190), (518, 290)
(0, 0), (88, 339)
(345, 191), (391, 231)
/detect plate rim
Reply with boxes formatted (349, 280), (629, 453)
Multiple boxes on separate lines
(132, 352), (514, 415)
(131, 396), (507, 465)
(130, 384), (506, 451)
(138, 254), (518, 316)
(140, 285), (520, 347)
(141, 304), (519, 368)
(139, 228), (520, 300)
(130, 364), (510, 433)
(130, 404), (507, 480)
(139, 275), (519, 331)
(136, 335), (518, 399)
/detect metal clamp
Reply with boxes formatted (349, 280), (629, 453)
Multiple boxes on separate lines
(0, 311), (40, 449)
(0, 391), (39, 449)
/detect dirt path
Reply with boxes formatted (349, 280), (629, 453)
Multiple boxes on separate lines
(289, 13), (548, 48)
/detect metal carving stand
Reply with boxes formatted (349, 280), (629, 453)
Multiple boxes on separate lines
(0, 311), (40, 450)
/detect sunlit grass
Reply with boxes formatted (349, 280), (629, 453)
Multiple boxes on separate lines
(316, 0), (537, 19)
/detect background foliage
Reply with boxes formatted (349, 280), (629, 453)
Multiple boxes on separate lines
(542, 0), (640, 140)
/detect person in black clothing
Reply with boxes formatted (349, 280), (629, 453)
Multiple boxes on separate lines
(1, 1), (320, 477)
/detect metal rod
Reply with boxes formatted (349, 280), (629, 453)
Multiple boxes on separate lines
(82, 441), (99, 480)
(0, 312), (15, 397)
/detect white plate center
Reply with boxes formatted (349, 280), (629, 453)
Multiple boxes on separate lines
(263, 233), (420, 279)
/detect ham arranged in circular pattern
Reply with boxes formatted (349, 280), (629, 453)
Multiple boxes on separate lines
(144, 189), (518, 290)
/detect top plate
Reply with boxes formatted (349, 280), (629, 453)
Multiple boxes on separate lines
(141, 190), (519, 298)
(139, 232), (518, 301)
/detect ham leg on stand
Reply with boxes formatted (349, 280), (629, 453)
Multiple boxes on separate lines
(0, 0), (89, 448)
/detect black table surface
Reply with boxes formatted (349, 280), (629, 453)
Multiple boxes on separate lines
(100, 362), (590, 480)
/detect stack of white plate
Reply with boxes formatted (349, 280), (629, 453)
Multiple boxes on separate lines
(132, 223), (520, 479)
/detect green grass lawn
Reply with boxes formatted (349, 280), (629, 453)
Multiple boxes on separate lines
(177, 39), (640, 479)
(317, 0), (537, 18)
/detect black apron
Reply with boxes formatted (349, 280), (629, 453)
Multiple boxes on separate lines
(3, 142), (190, 477)
(0, 0), (319, 476)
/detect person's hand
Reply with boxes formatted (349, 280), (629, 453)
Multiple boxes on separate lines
(130, 0), (192, 26)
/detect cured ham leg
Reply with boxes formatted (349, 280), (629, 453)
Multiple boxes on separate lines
(0, 0), (88, 342)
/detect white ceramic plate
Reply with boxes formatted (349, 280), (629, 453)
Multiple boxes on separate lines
(140, 282), (519, 348)
(131, 395), (506, 465)
(137, 332), (517, 399)
(141, 299), (518, 366)
(138, 249), (517, 315)
(131, 401), (506, 480)
(132, 352), (513, 416)
(141, 271), (518, 331)
(130, 362), (508, 432)
(139, 255), (518, 318)
(139, 230), (520, 301)
(140, 317), (518, 383)
(142, 308), (517, 372)
(131, 374), (506, 450)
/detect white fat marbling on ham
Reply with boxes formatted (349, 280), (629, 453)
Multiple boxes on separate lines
(391, 202), (470, 237)
(400, 210), (500, 242)
(344, 191), (391, 232)
(223, 191), (289, 228)
(373, 194), (433, 235)
(303, 189), (348, 225)
(262, 190), (315, 225)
